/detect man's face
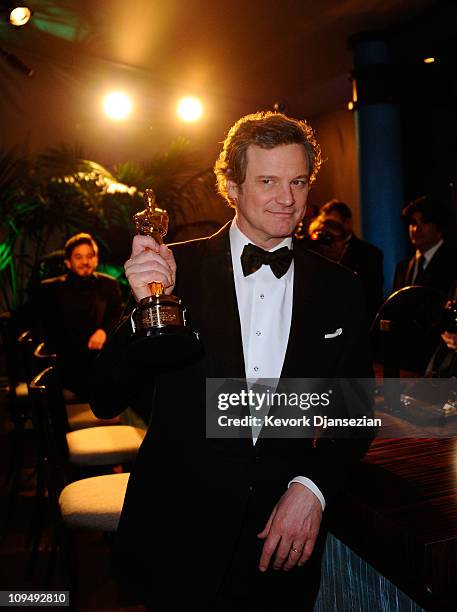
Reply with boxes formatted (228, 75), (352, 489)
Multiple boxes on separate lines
(228, 143), (310, 249)
(308, 217), (346, 262)
(65, 243), (98, 277)
(408, 211), (442, 253)
(320, 210), (351, 237)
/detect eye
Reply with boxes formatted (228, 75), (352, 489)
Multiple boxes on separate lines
(291, 179), (308, 188)
(261, 178), (274, 185)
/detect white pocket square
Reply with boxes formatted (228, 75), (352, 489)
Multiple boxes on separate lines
(324, 328), (343, 339)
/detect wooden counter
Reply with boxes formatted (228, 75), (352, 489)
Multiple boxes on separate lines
(327, 412), (457, 611)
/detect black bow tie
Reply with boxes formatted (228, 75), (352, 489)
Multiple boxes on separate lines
(241, 243), (293, 279)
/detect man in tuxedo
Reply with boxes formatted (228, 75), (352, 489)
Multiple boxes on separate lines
(393, 195), (457, 296)
(306, 200), (384, 323)
(90, 112), (373, 611)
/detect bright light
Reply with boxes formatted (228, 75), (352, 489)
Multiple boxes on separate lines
(177, 96), (203, 122)
(103, 91), (133, 121)
(423, 57), (435, 64)
(9, 7), (32, 26)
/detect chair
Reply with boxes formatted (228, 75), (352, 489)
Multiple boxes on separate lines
(371, 286), (447, 416)
(371, 285), (445, 378)
(58, 472), (129, 531)
(33, 340), (56, 368)
(26, 366), (144, 574)
(65, 402), (122, 431)
(29, 369), (132, 596)
(0, 318), (34, 535)
(33, 340), (122, 430)
(30, 365), (145, 471)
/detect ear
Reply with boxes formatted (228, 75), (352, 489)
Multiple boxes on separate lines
(226, 179), (239, 202)
(64, 259), (71, 270)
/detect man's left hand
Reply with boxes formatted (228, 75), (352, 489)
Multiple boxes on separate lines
(88, 328), (107, 350)
(257, 482), (322, 572)
(441, 331), (457, 351)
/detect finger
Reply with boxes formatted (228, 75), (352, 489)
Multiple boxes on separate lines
(125, 257), (174, 281)
(257, 507), (276, 540)
(125, 249), (174, 275)
(131, 235), (160, 257)
(125, 259), (174, 287)
(258, 532), (280, 573)
(283, 544), (304, 571)
(125, 254), (174, 280)
(158, 244), (177, 272)
(272, 537), (293, 571)
(298, 535), (318, 566)
(127, 269), (174, 290)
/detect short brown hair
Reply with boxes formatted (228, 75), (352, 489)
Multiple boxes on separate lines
(320, 200), (352, 221)
(401, 195), (447, 231)
(214, 111), (322, 206)
(64, 233), (98, 259)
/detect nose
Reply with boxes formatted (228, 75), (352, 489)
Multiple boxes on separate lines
(277, 182), (295, 206)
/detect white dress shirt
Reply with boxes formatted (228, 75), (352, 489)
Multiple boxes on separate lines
(229, 219), (326, 510)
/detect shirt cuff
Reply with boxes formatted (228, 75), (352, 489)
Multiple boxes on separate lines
(288, 477), (326, 511)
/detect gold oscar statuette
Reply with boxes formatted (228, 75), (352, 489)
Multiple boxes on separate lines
(129, 189), (200, 364)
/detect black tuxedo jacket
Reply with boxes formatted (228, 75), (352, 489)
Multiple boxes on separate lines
(393, 242), (457, 297)
(340, 234), (384, 323)
(90, 223), (373, 608)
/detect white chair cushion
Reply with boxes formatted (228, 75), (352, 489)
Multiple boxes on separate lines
(59, 472), (130, 531)
(15, 382), (28, 397)
(66, 426), (145, 466)
(66, 403), (121, 430)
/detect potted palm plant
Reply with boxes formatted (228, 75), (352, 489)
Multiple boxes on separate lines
(0, 139), (227, 312)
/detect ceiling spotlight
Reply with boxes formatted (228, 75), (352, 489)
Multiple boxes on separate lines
(103, 91), (133, 121)
(177, 96), (203, 122)
(423, 57), (435, 64)
(9, 6), (32, 27)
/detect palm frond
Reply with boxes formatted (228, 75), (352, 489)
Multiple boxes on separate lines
(36, 144), (116, 181)
(0, 140), (226, 310)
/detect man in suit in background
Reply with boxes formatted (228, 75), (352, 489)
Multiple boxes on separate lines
(90, 111), (373, 611)
(34, 232), (123, 398)
(393, 195), (457, 296)
(307, 199), (384, 323)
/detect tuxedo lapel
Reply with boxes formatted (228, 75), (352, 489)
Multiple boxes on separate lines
(199, 223), (245, 378)
(281, 243), (323, 378)
(404, 256), (416, 286)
